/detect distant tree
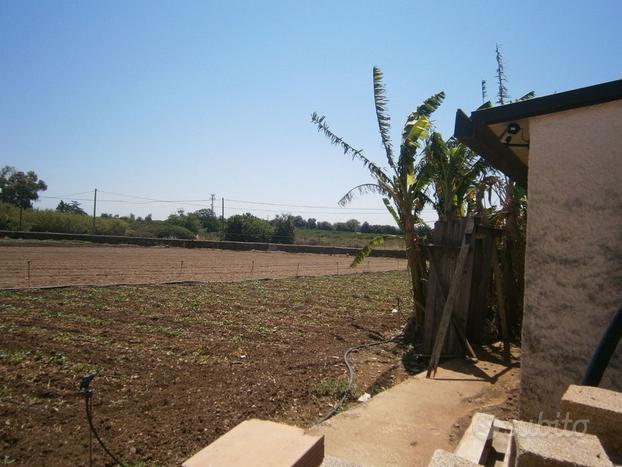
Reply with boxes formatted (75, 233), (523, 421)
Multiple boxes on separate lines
(307, 218), (317, 229)
(271, 214), (296, 244)
(167, 209), (201, 234)
(360, 221), (371, 233)
(344, 218), (360, 232)
(292, 215), (307, 229)
(0, 166), (47, 230)
(145, 214), (153, 223)
(225, 213), (274, 242)
(0, 166), (47, 209)
(193, 208), (219, 232)
(317, 221), (333, 231)
(56, 200), (87, 216)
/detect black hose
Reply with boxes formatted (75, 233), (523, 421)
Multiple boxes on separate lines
(84, 391), (125, 466)
(316, 334), (402, 424)
(581, 303), (622, 386)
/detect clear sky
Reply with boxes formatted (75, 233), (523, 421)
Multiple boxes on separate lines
(1, 0), (620, 224)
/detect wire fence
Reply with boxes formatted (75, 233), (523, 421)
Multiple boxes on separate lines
(0, 252), (408, 289)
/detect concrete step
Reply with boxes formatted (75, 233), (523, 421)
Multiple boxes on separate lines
(561, 384), (622, 462)
(183, 419), (324, 467)
(320, 455), (364, 467)
(454, 412), (495, 464)
(428, 449), (479, 466)
(429, 413), (512, 466)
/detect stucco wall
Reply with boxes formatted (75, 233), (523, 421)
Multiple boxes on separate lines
(521, 99), (622, 419)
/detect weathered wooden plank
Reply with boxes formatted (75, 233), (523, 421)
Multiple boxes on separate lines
(467, 222), (494, 343)
(491, 246), (509, 345)
(426, 217), (475, 378)
(427, 252), (478, 361)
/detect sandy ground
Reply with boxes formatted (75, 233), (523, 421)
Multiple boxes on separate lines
(0, 244), (407, 288)
(309, 346), (520, 466)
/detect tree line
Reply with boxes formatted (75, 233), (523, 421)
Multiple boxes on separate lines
(0, 171), (404, 244)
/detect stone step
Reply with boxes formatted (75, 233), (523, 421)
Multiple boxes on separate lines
(561, 384), (622, 462)
(183, 419), (324, 467)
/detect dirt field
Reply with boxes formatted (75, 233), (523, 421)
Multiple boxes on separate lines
(0, 271), (420, 466)
(0, 243), (407, 289)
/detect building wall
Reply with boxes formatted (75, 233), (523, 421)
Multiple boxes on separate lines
(521, 99), (622, 420)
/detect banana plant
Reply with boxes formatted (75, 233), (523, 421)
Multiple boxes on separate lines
(311, 66), (444, 335)
(422, 133), (490, 220)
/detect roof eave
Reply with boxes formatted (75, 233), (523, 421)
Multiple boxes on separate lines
(454, 109), (528, 188)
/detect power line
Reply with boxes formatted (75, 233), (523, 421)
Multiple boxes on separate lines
(38, 189), (439, 220)
(95, 189), (415, 212)
(225, 198), (387, 211)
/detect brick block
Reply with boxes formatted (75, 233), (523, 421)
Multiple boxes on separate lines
(183, 419), (324, 467)
(560, 384), (622, 457)
(510, 420), (612, 467)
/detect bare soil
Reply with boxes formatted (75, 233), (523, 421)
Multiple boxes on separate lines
(0, 271), (417, 466)
(0, 244), (407, 289)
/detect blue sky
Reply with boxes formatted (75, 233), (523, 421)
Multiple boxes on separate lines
(1, 0), (620, 224)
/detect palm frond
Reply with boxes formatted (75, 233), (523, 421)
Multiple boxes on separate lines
(372, 67), (395, 168)
(516, 91), (535, 101)
(382, 197), (401, 226)
(350, 235), (392, 268)
(311, 112), (391, 185)
(338, 183), (385, 206)
(415, 92), (445, 119)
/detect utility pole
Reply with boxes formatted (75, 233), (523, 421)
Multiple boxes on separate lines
(92, 188), (97, 234)
(210, 194), (216, 214)
(221, 197), (225, 240)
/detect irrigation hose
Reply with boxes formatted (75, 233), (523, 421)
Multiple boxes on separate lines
(84, 393), (125, 467)
(316, 334), (403, 424)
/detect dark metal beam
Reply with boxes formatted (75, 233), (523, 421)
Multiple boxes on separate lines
(454, 109), (528, 188)
(470, 79), (622, 125)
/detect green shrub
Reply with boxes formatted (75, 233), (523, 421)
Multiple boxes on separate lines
(28, 210), (91, 233)
(166, 210), (202, 234)
(0, 202), (20, 230)
(95, 218), (129, 235)
(271, 214), (295, 244)
(0, 202), (130, 235)
(225, 213), (274, 242)
(128, 222), (195, 240)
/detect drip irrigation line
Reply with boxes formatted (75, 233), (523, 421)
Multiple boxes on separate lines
(81, 375), (125, 467)
(316, 333), (404, 424)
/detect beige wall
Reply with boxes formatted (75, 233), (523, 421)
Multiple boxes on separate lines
(521, 99), (622, 420)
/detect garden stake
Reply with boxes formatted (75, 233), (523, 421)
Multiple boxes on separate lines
(27, 260), (31, 286)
